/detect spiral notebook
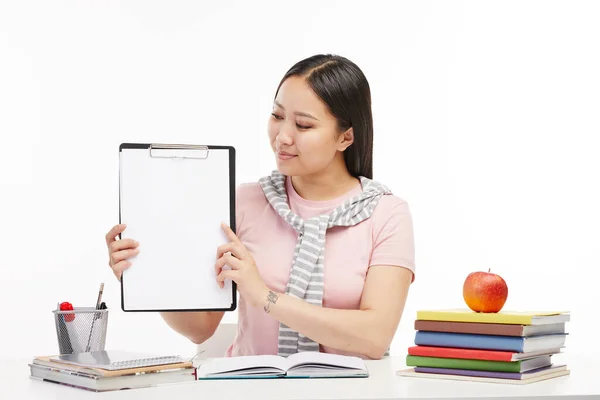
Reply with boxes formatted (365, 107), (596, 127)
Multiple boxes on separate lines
(51, 350), (185, 371)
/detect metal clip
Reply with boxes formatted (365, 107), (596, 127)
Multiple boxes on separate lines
(149, 143), (210, 160)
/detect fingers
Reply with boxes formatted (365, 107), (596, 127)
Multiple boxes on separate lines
(106, 224), (127, 245)
(110, 248), (139, 266)
(109, 239), (139, 254)
(220, 223), (240, 244)
(216, 242), (234, 260)
(217, 269), (237, 288)
(112, 260), (132, 280)
(216, 242), (244, 260)
(214, 253), (242, 277)
(214, 256), (226, 277)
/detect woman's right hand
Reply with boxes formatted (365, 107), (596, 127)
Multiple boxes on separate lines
(105, 223), (139, 281)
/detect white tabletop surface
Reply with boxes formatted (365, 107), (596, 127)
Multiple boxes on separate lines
(3, 353), (599, 400)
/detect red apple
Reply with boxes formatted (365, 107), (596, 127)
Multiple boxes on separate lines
(463, 269), (508, 313)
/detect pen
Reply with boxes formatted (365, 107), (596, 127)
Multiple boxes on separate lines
(86, 282), (105, 352)
(95, 283), (104, 310)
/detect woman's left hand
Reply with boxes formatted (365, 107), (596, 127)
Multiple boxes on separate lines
(215, 223), (269, 309)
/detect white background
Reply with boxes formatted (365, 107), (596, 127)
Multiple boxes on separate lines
(1, 0), (598, 360)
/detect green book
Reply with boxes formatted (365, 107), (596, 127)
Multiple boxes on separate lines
(405, 355), (552, 373)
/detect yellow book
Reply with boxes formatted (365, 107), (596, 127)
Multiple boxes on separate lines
(416, 308), (570, 325)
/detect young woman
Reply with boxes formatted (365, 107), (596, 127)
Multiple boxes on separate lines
(105, 54), (415, 360)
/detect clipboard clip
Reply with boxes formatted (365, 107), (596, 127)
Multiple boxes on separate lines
(149, 144), (209, 160)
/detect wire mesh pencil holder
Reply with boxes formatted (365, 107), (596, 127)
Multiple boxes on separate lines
(53, 307), (109, 355)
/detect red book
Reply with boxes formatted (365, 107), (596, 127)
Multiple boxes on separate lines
(407, 345), (561, 361)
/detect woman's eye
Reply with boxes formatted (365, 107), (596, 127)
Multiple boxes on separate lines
(271, 112), (310, 129)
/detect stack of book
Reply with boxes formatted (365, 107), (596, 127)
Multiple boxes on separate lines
(28, 350), (196, 392)
(397, 308), (571, 384)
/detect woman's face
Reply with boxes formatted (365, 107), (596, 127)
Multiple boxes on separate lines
(268, 76), (351, 177)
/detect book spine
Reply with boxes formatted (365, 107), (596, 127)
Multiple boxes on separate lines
(414, 320), (524, 336)
(408, 346), (515, 361)
(415, 331), (524, 352)
(406, 355), (522, 373)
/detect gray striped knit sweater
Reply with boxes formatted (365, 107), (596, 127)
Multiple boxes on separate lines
(258, 170), (391, 356)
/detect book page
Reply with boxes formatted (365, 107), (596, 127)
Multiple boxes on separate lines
(197, 355), (287, 376)
(286, 352), (366, 371)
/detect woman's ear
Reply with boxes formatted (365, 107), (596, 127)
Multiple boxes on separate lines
(337, 127), (354, 151)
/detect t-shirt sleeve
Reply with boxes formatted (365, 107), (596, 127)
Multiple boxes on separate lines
(369, 197), (416, 282)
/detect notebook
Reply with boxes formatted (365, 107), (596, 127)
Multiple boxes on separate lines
(414, 331), (567, 353)
(407, 345), (563, 362)
(413, 320), (566, 337)
(196, 352), (369, 379)
(29, 363), (196, 392)
(405, 354), (552, 373)
(51, 350), (184, 371)
(397, 364), (570, 385)
(416, 309), (570, 325)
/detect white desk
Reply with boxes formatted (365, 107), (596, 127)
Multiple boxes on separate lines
(3, 353), (599, 399)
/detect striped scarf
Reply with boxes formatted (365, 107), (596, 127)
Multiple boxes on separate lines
(258, 170), (391, 356)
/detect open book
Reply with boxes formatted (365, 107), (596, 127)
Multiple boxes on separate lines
(196, 351), (369, 379)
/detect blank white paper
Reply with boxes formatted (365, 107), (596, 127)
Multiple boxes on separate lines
(119, 146), (234, 311)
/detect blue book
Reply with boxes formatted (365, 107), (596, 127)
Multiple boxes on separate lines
(414, 331), (567, 352)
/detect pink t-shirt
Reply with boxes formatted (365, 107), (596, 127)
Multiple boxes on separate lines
(224, 176), (416, 357)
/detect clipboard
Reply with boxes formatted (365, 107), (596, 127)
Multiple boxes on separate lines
(118, 143), (237, 312)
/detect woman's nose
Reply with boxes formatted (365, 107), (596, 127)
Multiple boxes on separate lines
(276, 123), (294, 146)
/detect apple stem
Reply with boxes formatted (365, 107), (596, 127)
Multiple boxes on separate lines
(488, 268), (491, 272)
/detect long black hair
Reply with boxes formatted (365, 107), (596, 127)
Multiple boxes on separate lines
(274, 54), (374, 179)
